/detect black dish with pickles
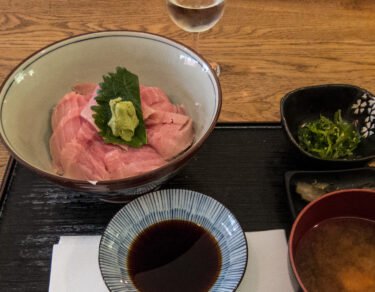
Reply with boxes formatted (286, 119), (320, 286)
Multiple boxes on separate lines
(281, 84), (375, 163)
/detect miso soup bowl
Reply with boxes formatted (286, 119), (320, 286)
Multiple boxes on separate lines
(0, 31), (221, 194)
(289, 189), (375, 291)
(99, 189), (248, 292)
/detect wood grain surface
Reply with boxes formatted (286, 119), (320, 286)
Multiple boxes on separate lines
(0, 144), (8, 186)
(1, 0), (375, 181)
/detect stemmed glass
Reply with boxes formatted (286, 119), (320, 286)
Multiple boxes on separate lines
(166, 0), (225, 75)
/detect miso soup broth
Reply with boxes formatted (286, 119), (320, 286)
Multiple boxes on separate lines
(295, 217), (375, 292)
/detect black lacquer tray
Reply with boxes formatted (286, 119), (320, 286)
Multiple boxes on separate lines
(0, 124), (362, 291)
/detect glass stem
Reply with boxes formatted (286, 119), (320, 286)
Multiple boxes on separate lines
(192, 32), (200, 51)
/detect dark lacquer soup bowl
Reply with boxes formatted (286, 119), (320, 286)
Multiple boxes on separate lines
(0, 31), (221, 196)
(289, 189), (375, 291)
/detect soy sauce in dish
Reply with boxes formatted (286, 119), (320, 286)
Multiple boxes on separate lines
(127, 219), (222, 292)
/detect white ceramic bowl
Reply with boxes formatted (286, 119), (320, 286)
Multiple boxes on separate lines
(0, 31), (221, 193)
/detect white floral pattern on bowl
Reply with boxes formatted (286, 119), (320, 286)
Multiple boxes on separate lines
(351, 93), (375, 138)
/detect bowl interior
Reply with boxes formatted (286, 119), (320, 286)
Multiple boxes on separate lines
(0, 32), (220, 177)
(289, 189), (375, 291)
(290, 189), (375, 252)
(281, 84), (375, 160)
(99, 189), (247, 292)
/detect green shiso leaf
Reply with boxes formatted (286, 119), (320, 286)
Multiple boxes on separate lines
(92, 67), (147, 147)
(298, 110), (361, 160)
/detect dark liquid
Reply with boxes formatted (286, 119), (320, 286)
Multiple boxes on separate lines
(295, 217), (375, 292)
(127, 220), (222, 292)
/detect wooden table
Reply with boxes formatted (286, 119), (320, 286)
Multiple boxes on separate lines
(1, 0), (375, 183)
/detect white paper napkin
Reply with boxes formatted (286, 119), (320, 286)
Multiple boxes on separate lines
(236, 230), (296, 292)
(49, 230), (296, 292)
(49, 236), (108, 292)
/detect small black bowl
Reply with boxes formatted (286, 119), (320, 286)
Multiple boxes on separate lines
(281, 84), (375, 163)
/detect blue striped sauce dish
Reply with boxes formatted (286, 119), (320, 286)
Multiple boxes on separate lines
(99, 189), (248, 291)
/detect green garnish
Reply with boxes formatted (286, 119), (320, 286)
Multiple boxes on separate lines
(108, 98), (139, 142)
(92, 67), (147, 147)
(298, 110), (361, 159)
